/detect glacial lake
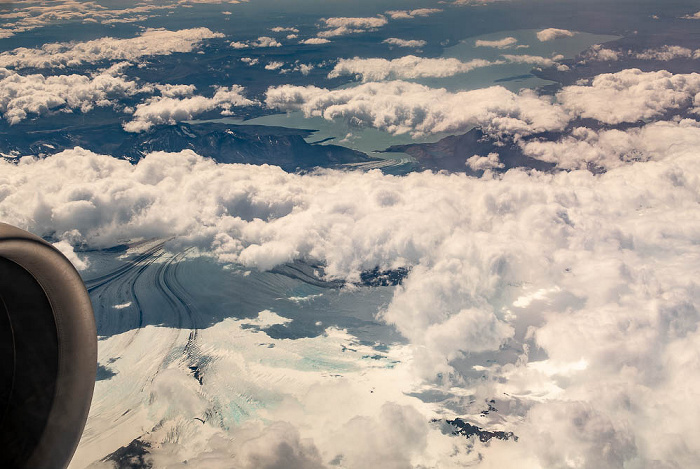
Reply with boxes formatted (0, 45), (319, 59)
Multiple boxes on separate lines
(192, 29), (619, 160)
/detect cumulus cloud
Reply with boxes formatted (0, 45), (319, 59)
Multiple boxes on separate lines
(452, 0), (503, 4)
(230, 36), (282, 49)
(7, 118), (700, 466)
(251, 36), (282, 48)
(385, 8), (442, 19)
(10, 140), (683, 277)
(265, 61), (284, 71)
(240, 57), (259, 66)
(536, 28), (575, 41)
(681, 10), (700, 19)
(180, 0), (248, 3)
(0, 28), (224, 70)
(557, 69), (700, 124)
(178, 422), (325, 469)
(292, 63), (315, 75)
(582, 45), (700, 63)
(317, 16), (388, 38)
(634, 45), (700, 61)
(267, 67), (700, 137)
(324, 403), (430, 468)
(581, 44), (622, 62)
(466, 152), (504, 171)
(328, 56), (495, 81)
(123, 85), (255, 132)
(0, 67), (145, 124)
(270, 26), (299, 33)
(382, 38), (427, 48)
(0, 0), (245, 38)
(328, 54), (571, 82)
(299, 37), (331, 45)
(501, 53), (569, 70)
(52, 240), (90, 270)
(521, 118), (700, 170)
(155, 83), (197, 98)
(475, 37), (518, 49)
(0, 1), (173, 38)
(265, 80), (569, 137)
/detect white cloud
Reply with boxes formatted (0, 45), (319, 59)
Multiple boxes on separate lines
(7, 118), (700, 467)
(452, 0), (503, 4)
(681, 10), (700, 19)
(317, 16), (388, 38)
(466, 152), (504, 171)
(0, 28), (224, 69)
(323, 403), (430, 468)
(501, 53), (569, 70)
(581, 44), (622, 62)
(385, 8), (442, 19)
(0, 0), (244, 38)
(475, 37), (518, 49)
(328, 56), (495, 81)
(536, 28), (575, 42)
(634, 45), (699, 61)
(328, 54), (571, 82)
(557, 69), (700, 124)
(217, 421), (326, 469)
(265, 61), (284, 71)
(382, 38), (427, 48)
(268, 68), (700, 138)
(179, 0), (248, 3)
(0, 67), (145, 124)
(52, 239), (90, 270)
(251, 36), (282, 48)
(240, 57), (259, 66)
(582, 45), (700, 63)
(265, 80), (569, 137)
(299, 37), (331, 45)
(271, 26), (299, 33)
(521, 119), (700, 170)
(0, 1), (174, 37)
(155, 83), (197, 98)
(123, 96), (218, 132)
(293, 63), (314, 75)
(231, 36), (283, 49)
(123, 85), (255, 132)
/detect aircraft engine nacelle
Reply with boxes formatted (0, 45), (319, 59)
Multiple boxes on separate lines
(0, 223), (96, 469)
